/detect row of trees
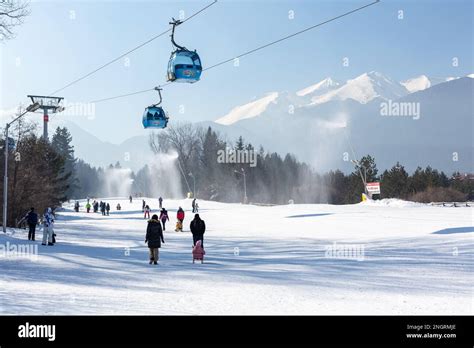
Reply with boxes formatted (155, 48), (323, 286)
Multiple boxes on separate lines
(3, 121), (469, 227)
(147, 124), (473, 204)
(0, 123), (73, 227)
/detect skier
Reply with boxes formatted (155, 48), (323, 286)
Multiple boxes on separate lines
(106, 203), (110, 216)
(100, 202), (106, 216)
(25, 207), (38, 241)
(85, 202), (91, 213)
(144, 204), (151, 219)
(116, 203), (122, 211)
(145, 214), (165, 265)
(142, 200), (146, 212)
(129, 195), (133, 203)
(42, 208), (55, 246)
(158, 196), (163, 209)
(191, 198), (196, 213)
(159, 208), (169, 231)
(190, 213), (206, 248)
(175, 207), (185, 232)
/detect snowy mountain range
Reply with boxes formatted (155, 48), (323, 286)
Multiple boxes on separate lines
(54, 71), (473, 174)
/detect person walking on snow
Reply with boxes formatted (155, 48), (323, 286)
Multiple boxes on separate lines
(85, 202), (91, 213)
(142, 200), (146, 212)
(106, 203), (110, 216)
(159, 208), (169, 231)
(158, 196), (163, 209)
(42, 208), (55, 246)
(191, 198), (196, 213)
(176, 207), (185, 232)
(116, 203), (121, 211)
(100, 202), (106, 216)
(74, 201), (80, 212)
(25, 207), (38, 241)
(144, 204), (151, 219)
(145, 214), (165, 265)
(129, 195), (133, 203)
(190, 213), (206, 248)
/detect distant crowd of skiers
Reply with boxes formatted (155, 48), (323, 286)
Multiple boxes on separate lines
(75, 199), (121, 216)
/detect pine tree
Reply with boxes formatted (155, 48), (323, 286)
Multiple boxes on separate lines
(380, 162), (409, 198)
(51, 127), (77, 199)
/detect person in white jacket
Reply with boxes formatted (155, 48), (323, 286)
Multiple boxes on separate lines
(42, 208), (55, 246)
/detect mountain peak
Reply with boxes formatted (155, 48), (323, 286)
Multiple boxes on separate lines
(296, 77), (340, 97)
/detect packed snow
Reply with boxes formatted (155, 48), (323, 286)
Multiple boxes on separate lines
(0, 198), (472, 315)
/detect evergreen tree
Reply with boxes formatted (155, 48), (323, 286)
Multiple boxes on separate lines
(380, 162), (409, 198)
(51, 127), (77, 199)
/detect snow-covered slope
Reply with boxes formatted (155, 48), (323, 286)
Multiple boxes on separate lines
(309, 71), (409, 105)
(1, 198), (472, 315)
(215, 92), (279, 125)
(401, 75), (457, 93)
(296, 77), (340, 97)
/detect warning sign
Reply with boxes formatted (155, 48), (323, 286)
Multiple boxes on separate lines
(366, 182), (381, 194)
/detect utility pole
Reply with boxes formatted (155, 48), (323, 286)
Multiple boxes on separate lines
(27, 95), (65, 140)
(3, 102), (41, 232)
(352, 159), (369, 197)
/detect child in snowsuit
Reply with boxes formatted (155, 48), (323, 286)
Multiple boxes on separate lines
(144, 205), (151, 219)
(85, 202), (91, 213)
(145, 214), (165, 265)
(175, 207), (185, 232)
(192, 240), (205, 263)
(159, 208), (169, 231)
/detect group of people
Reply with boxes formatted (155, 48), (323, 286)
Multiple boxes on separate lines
(23, 207), (56, 246)
(25, 195), (206, 264)
(145, 212), (206, 265)
(76, 200), (116, 216)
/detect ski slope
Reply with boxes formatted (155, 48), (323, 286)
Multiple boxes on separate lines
(0, 198), (472, 315)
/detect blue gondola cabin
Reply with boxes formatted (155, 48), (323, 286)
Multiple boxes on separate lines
(167, 50), (202, 83)
(142, 106), (169, 129)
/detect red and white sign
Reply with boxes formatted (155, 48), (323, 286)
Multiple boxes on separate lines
(366, 182), (381, 194)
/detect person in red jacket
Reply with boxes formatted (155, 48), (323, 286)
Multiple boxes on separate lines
(175, 207), (185, 232)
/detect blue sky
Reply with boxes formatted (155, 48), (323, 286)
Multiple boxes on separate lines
(1, 0), (472, 143)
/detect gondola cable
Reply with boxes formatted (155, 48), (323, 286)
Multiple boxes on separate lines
(88, 0), (380, 105)
(48, 0), (218, 96)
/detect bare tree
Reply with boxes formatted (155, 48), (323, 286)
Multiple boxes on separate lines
(149, 123), (202, 166)
(0, 0), (30, 41)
